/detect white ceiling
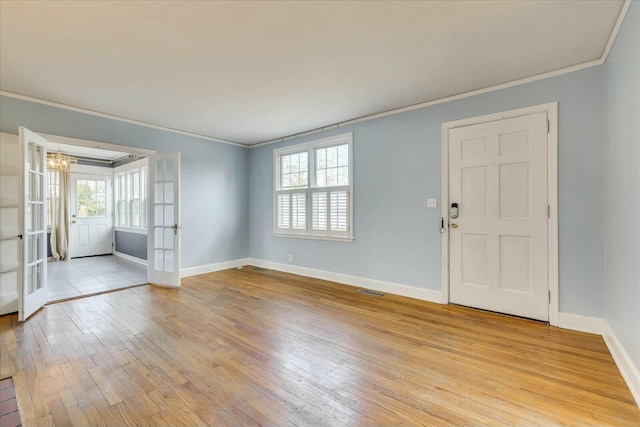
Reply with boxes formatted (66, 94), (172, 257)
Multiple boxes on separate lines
(0, 1), (625, 145)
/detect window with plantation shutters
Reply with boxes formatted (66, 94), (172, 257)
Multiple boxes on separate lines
(274, 132), (353, 241)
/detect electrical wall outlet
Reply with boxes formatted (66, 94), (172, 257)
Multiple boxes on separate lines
(288, 254), (293, 262)
(427, 198), (438, 208)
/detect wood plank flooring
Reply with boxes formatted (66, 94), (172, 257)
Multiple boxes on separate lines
(1, 266), (638, 426)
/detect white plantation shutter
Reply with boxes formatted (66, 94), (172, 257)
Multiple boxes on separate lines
(329, 187), (349, 238)
(311, 190), (328, 235)
(276, 192), (290, 230)
(273, 132), (352, 240)
(291, 192), (307, 231)
(276, 190), (307, 234)
(310, 187), (349, 238)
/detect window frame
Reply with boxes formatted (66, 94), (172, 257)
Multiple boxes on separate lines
(273, 132), (354, 242)
(115, 172), (127, 227)
(114, 158), (148, 233)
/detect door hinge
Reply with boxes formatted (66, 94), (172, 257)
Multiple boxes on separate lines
(546, 119), (550, 134)
(548, 290), (551, 304)
(548, 204), (550, 218)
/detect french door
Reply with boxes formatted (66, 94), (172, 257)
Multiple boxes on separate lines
(19, 127), (48, 321)
(147, 153), (181, 287)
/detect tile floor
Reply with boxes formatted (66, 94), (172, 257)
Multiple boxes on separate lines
(47, 255), (147, 302)
(0, 377), (21, 427)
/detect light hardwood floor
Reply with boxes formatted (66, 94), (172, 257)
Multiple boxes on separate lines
(1, 266), (638, 426)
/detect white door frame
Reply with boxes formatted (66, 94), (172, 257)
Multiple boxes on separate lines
(440, 102), (559, 326)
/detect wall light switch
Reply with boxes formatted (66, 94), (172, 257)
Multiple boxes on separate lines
(427, 198), (438, 208)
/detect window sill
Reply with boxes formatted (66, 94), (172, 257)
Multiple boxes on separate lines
(115, 226), (147, 235)
(273, 233), (353, 243)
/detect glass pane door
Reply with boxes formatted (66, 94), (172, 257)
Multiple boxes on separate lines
(148, 153), (180, 287)
(20, 127), (48, 321)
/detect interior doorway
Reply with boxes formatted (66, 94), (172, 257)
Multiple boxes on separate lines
(43, 134), (154, 303)
(69, 173), (113, 258)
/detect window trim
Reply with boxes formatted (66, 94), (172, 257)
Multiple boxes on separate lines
(113, 158), (148, 232)
(273, 132), (354, 241)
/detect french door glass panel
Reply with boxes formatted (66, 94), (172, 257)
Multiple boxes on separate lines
(20, 127), (48, 321)
(148, 153), (180, 287)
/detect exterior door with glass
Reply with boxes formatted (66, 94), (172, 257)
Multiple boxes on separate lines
(69, 173), (113, 258)
(148, 153), (180, 287)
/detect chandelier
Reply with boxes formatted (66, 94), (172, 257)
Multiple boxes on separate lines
(47, 148), (77, 171)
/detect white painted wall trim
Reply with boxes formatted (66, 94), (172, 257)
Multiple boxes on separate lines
(180, 258), (249, 278)
(3, 3), (629, 151)
(41, 133), (157, 156)
(70, 164), (113, 175)
(113, 251), (147, 266)
(603, 321), (640, 407)
(247, 258), (443, 304)
(601, 0), (633, 63)
(114, 226), (147, 235)
(556, 312), (604, 335)
(0, 292), (19, 315)
(251, 0), (631, 150)
(440, 102), (560, 325)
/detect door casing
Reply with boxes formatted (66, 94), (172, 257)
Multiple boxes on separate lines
(440, 102), (559, 326)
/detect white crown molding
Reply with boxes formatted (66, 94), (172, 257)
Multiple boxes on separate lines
(251, 58), (603, 149)
(601, 0), (633, 63)
(251, 1), (631, 149)
(603, 321), (640, 407)
(0, 90), (246, 148)
(1, 2), (630, 149)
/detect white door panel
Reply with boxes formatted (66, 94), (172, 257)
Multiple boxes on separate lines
(449, 113), (549, 321)
(148, 153), (180, 287)
(19, 127), (48, 321)
(69, 174), (113, 258)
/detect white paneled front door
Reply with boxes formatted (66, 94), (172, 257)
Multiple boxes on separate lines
(148, 153), (181, 287)
(69, 173), (113, 258)
(448, 112), (549, 321)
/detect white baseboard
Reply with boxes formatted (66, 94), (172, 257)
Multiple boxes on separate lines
(180, 258), (249, 278)
(113, 251), (147, 266)
(246, 258), (443, 304)
(557, 312), (604, 335)
(603, 321), (640, 407)
(0, 292), (18, 315)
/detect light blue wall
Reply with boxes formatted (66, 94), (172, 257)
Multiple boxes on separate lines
(0, 96), (250, 269)
(250, 66), (605, 317)
(603, 1), (640, 371)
